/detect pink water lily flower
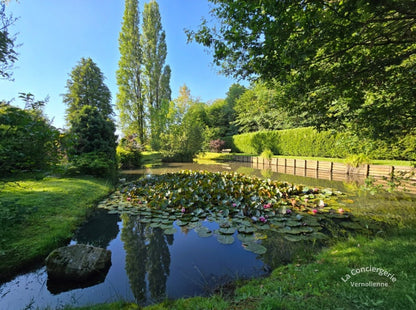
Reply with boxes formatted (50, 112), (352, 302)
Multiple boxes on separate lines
(181, 207), (186, 213)
(232, 203), (237, 207)
(263, 203), (271, 209)
(286, 209), (292, 214)
(259, 216), (267, 223)
(338, 208), (344, 214)
(312, 209), (318, 215)
(127, 197), (131, 201)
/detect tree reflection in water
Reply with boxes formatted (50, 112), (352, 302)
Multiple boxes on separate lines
(121, 214), (172, 304)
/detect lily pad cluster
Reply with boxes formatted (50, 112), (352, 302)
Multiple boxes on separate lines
(97, 170), (364, 254)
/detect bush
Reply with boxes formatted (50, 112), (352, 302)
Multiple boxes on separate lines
(230, 127), (416, 161)
(117, 135), (142, 169)
(66, 152), (116, 177)
(260, 148), (274, 160)
(0, 103), (60, 174)
(209, 139), (226, 152)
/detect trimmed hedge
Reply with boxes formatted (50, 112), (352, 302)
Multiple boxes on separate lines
(225, 128), (416, 161)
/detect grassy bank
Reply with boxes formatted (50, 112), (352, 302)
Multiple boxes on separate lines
(71, 228), (416, 310)
(0, 175), (113, 281)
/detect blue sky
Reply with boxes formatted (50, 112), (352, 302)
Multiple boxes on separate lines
(1, 0), (243, 130)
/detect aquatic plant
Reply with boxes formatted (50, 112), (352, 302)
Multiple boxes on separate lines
(98, 170), (371, 254)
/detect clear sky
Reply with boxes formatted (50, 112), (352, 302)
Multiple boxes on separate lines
(1, 0), (243, 130)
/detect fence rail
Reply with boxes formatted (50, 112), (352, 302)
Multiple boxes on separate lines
(232, 155), (415, 180)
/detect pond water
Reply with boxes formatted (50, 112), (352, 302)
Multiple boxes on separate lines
(0, 162), (412, 309)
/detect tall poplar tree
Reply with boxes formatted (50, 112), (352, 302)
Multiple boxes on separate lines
(141, 0), (170, 150)
(117, 0), (145, 143)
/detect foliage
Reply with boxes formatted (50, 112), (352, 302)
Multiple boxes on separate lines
(160, 85), (207, 161)
(63, 59), (117, 177)
(101, 170), (367, 251)
(345, 154), (371, 168)
(117, 0), (145, 142)
(0, 3), (17, 80)
(0, 176), (112, 281)
(0, 102), (60, 174)
(208, 139), (225, 153)
(65, 106), (117, 177)
(141, 1), (170, 150)
(117, 134), (142, 169)
(260, 148), (273, 160)
(234, 82), (297, 133)
(188, 1), (416, 140)
(63, 57), (112, 124)
(230, 127), (416, 161)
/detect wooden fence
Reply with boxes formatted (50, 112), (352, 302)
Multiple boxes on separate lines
(232, 155), (416, 182)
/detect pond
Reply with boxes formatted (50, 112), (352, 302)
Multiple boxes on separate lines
(0, 162), (412, 309)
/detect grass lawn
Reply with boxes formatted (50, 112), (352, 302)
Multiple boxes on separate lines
(0, 175), (113, 281)
(141, 151), (162, 167)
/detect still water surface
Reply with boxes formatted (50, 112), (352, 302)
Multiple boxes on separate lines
(0, 161), (398, 309)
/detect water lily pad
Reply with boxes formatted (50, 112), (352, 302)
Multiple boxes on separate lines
(195, 226), (213, 238)
(163, 227), (177, 235)
(139, 218), (152, 223)
(286, 220), (302, 227)
(284, 234), (306, 242)
(283, 227), (314, 234)
(340, 221), (363, 230)
(176, 220), (189, 226)
(237, 233), (256, 243)
(217, 234), (235, 245)
(238, 226), (257, 234)
(243, 242), (267, 255)
(218, 227), (236, 235)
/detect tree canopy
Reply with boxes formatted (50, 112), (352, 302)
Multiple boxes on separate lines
(63, 57), (112, 123)
(0, 3), (17, 80)
(188, 0), (416, 138)
(63, 58), (117, 177)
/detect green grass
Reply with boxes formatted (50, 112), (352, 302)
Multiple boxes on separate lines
(0, 175), (113, 281)
(195, 152), (233, 164)
(141, 151), (162, 167)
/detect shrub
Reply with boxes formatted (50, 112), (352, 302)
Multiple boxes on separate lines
(209, 139), (226, 152)
(117, 135), (142, 169)
(67, 152), (116, 177)
(260, 148), (274, 160)
(0, 103), (60, 174)
(230, 127), (416, 161)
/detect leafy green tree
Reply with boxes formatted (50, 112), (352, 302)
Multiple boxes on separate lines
(188, 1), (416, 139)
(0, 102), (60, 174)
(141, 0), (170, 150)
(0, 3), (17, 80)
(234, 82), (296, 133)
(63, 58), (117, 177)
(160, 85), (207, 161)
(117, 0), (145, 143)
(63, 58), (112, 123)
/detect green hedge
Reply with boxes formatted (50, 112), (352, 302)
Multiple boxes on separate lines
(226, 128), (416, 161)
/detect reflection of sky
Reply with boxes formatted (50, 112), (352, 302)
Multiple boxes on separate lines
(0, 217), (266, 309)
(167, 220), (266, 298)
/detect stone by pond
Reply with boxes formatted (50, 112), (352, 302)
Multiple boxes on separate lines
(45, 244), (111, 294)
(0, 164), (386, 309)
